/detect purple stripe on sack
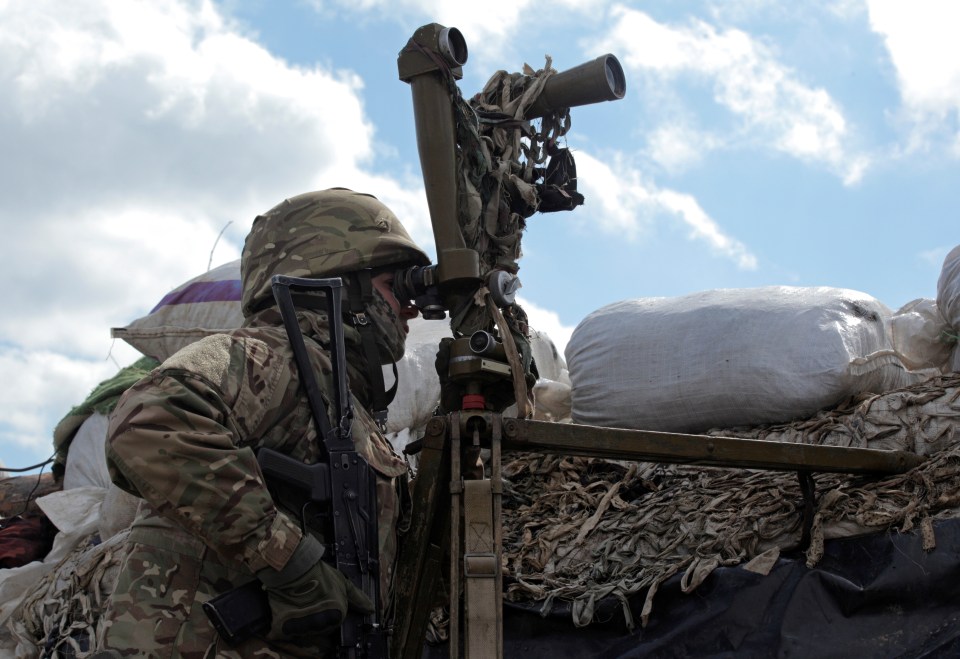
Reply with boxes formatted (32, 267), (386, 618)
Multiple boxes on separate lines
(150, 280), (243, 312)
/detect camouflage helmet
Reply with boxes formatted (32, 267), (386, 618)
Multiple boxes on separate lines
(241, 188), (430, 316)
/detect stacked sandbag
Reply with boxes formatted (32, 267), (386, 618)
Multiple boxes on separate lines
(567, 286), (932, 433)
(888, 298), (954, 371)
(0, 475), (59, 572)
(385, 317), (450, 435)
(53, 358), (158, 546)
(111, 260), (243, 362)
(529, 328), (572, 422)
(938, 245), (960, 373)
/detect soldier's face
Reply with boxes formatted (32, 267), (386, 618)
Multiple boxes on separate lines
(371, 271), (419, 333)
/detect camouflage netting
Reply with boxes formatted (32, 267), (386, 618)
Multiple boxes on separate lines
(444, 57), (576, 408)
(705, 372), (960, 456)
(8, 529), (129, 657)
(6, 376), (959, 652)
(500, 373), (960, 630)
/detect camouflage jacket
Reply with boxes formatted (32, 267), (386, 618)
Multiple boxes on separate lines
(101, 309), (406, 658)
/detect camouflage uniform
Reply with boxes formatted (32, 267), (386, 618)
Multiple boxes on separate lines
(100, 189), (429, 658)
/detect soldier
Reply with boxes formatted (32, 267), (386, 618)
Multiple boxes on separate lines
(98, 188), (430, 657)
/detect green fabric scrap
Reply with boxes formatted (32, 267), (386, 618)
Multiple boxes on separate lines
(52, 356), (160, 480)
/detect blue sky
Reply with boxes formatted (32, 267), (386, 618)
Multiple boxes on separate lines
(1, 0), (958, 472)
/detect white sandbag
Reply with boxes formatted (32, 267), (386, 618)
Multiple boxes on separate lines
(567, 286), (928, 433)
(385, 317), (450, 435)
(888, 299), (953, 372)
(61, 412), (111, 490)
(385, 318), (569, 435)
(937, 245), (960, 373)
(529, 328), (566, 382)
(111, 260), (243, 361)
(99, 485), (140, 541)
(532, 378), (572, 422)
(60, 412), (141, 540)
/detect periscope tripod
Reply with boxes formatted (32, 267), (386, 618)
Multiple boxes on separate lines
(391, 335), (512, 659)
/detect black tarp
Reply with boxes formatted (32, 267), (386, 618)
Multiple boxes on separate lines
(427, 518), (960, 658)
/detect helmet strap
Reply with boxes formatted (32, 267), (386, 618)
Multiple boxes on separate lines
(345, 269), (396, 432)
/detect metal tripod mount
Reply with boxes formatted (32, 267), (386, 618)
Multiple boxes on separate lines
(392, 23), (927, 659)
(392, 334), (512, 659)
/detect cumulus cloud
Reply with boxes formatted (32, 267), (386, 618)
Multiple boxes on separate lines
(518, 296), (576, 357)
(867, 0), (960, 155)
(306, 0), (609, 63)
(574, 151), (758, 269)
(591, 5), (869, 184)
(0, 0), (412, 457)
(644, 123), (723, 173)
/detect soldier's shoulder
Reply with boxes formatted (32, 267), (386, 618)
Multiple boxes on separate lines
(158, 328), (290, 389)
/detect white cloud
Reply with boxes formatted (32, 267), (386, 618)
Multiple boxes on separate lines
(0, 346), (141, 454)
(517, 296), (575, 357)
(2, 0), (376, 218)
(591, 5), (869, 184)
(0, 0), (410, 460)
(645, 123), (723, 173)
(867, 0), (960, 154)
(706, 0), (867, 23)
(306, 0), (609, 63)
(574, 151), (758, 269)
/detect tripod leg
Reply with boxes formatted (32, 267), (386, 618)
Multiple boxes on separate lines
(392, 416), (452, 659)
(462, 419), (503, 659)
(450, 416), (462, 657)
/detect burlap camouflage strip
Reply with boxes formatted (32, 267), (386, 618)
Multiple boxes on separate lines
(500, 374), (960, 630)
(8, 530), (130, 656)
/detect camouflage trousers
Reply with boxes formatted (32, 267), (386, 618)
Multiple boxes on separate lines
(99, 473), (402, 658)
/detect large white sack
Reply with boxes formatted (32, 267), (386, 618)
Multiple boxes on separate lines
(888, 298), (953, 371)
(529, 328), (566, 382)
(937, 245), (960, 373)
(112, 260), (243, 362)
(567, 286), (929, 433)
(385, 317), (450, 435)
(60, 412), (142, 540)
(62, 413), (111, 490)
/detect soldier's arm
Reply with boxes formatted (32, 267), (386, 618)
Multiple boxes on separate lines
(105, 334), (304, 573)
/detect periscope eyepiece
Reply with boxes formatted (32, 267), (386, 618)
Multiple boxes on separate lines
(392, 264), (446, 320)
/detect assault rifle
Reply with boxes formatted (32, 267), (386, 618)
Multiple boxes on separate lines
(202, 275), (387, 658)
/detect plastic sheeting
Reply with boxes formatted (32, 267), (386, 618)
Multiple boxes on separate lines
(428, 519), (960, 658)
